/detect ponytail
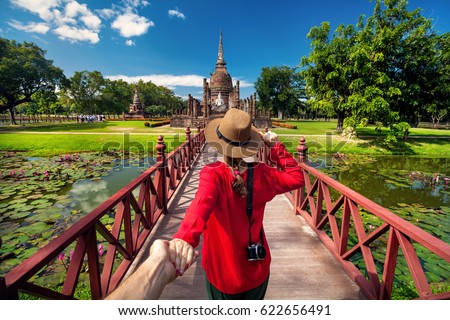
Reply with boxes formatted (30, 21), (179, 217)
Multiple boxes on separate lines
(231, 159), (248, 198)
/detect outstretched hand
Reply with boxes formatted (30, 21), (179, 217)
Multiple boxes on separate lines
(105, 238), (198, 300)
(169, 238), (199, 277)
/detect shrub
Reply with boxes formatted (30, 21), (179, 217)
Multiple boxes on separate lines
(272, 121), (297, 129)
(148, 120), (171, 128)
(144, 122), (150, 127)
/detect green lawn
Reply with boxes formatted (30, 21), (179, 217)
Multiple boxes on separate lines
(268, 120), (449, 156)
(1, 119), (448, 157)
(0, 120), (185, 134)
(279, 135), (450, 157)
(357, 125), (450, 137)
(271, 120), (339, 135)
(0, 133), (185, 156)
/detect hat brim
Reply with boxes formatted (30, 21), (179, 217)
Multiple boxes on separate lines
(204, 117), (262, 158)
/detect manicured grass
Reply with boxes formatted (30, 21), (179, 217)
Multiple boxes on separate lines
(1, 119), (448, 156)
(0, 120), (185, 134)
(279, 135), (450, 157)
(270, 120), (450, 137)
(0, 133), (185, 156)
(357, 125), (450, 137)
(271, 120), (339, 135)
(269, 120), (449, 156)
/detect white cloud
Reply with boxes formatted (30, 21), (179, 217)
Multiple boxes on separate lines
(10, 0), (60, 21)
(168, 8), (185, 20)
(234, 79), (253, 88)
(106, 74), (205, 88)
(125, 39), (135, 46)
(97, 8), (115, 20)
(9, 0), (154, 44)
(123, 0), (149, 8)
(64, 1), (101, 30)
(9, 0), (102, 43)
(8, 19), (50, 34)
(53, 25), (100, 44)
(111, 12), (154, 37)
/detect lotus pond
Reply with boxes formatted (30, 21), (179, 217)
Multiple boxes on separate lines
(0, 151), (449, 298)
(312, 155), (450, 297)
(0, 151), (155, 278)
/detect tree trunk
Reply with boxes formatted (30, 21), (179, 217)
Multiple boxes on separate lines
(336, 112), (344, 133)
(278, 110), (283, 120)
(432, 114), (438, 129)
(8, 108), (17, 125)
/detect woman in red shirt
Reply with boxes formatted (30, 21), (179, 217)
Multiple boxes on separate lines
(172, 108), (304, 299)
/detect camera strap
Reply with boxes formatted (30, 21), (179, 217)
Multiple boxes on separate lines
(246, 162), (265, 247)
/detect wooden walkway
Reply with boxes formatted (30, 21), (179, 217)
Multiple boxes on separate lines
(129, 144), (365, 300)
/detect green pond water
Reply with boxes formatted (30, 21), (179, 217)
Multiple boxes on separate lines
(0, 152), (449, 296)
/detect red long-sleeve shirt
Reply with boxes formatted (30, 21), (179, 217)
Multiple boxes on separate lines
(173, 142), (304, 294)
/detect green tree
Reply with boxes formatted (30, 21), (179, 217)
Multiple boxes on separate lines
(301, 0), (448, 137)
(68, 70), (105, 114)
(365, 0), (437, 127)
(134, 79), (185, 116)
(301, 22), (357, 131)
(102, 79), (133, 115)
(0, 38), (65, 124)
(254, 66), (305, 119)
(426, 33), (450, 127)
(29, 90), (59, 114)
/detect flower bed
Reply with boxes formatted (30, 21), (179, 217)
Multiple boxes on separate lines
(272, 121), (297, 129)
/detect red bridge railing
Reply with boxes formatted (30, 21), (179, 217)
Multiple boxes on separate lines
(0, 127), (205, 299)
(261, 137), (450, 300)
(2, 131), (449, 300)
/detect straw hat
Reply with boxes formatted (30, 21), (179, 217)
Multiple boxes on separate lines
(204, 108), (262, 158)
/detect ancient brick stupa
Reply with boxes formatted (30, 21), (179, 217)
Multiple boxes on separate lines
(124, 88), (148, 119)
(170, 33), (271, 128)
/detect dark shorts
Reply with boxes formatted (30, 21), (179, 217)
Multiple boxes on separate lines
(205, 275), (269, 300)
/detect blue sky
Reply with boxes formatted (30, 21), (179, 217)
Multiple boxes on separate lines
(1, 0), (450, 100)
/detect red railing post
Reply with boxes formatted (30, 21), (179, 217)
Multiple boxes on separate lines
(185, 126), (192, 167)
(156, 135), (167, 213)
(293, 137), (307, 214)
(296, 136), (308, 163)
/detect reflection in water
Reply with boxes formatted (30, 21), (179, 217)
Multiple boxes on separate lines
(68, 180), (110, 213)
(65, 158), (152, 214)
(309, 156), (450, 208)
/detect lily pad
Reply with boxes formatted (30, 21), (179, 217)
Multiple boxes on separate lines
(26, 194), (43, 200)
(17, 222), (52, 235)
(17, 247), (39, 260)
(42, 194), (59, 200)
(15, 204), (36, 212)
(25, 212), (62, 224)
(7, 211), (31, 220)
(34, 202), (53, 209)
(30, 199), (50, 205)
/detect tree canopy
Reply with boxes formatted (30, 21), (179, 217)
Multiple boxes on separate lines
(0, 38), (66, 124)
(254, 66), (306, 119)
(0, 37), (187, 122)
(301, 0), (450, 134)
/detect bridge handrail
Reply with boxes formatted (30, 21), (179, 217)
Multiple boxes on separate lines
(261, 137), (450, 300)
(0, 127), (205, 300)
